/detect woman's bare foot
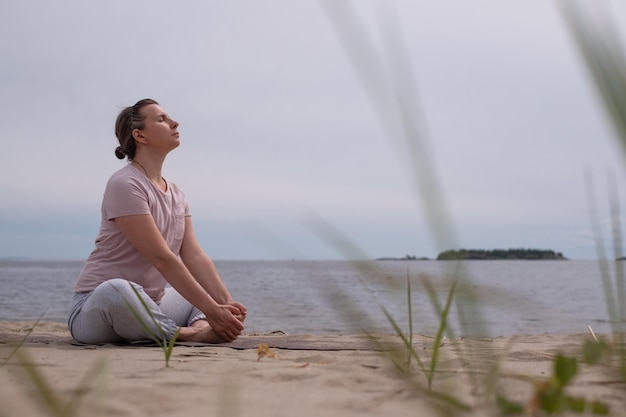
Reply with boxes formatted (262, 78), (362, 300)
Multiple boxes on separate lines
(176, 324), (225, 343)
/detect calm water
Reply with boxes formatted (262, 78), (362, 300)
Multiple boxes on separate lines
(0, 259), (618, 336)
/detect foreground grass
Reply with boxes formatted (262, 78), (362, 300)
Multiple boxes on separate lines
(313, 0), (626, 415)
(0, 279), (181, 416)
(0, 321), (109, 417)
(3, 1), (626, 415)
(559, 0), (626, 383)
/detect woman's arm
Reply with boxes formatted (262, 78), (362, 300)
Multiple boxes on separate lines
(179, 217), (247, 318)
(114, 214), (244, 341)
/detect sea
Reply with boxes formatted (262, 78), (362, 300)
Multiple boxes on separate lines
(0, 259), (620, 337)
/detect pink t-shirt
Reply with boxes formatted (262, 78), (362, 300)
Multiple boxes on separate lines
(75, 164), (191, 302)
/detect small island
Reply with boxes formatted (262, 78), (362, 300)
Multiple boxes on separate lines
(376, 255), (430, 261)
(436, 248), (567, 260)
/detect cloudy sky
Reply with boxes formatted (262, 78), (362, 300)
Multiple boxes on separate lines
(2, 0), (626, 261)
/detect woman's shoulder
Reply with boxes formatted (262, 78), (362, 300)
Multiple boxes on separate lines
(105, 164), (146, 192)
(104, 164), (186, 199)
(101, 165), (152, 215)
(108, 163), (138, 179)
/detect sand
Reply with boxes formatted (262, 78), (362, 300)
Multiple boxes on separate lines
(1, 321), (625, 417)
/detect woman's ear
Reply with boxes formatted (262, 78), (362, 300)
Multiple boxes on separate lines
(132, 128), (148, 144)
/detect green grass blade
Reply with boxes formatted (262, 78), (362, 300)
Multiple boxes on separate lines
(421, 276), (443, 316)
(127, 284), (168, 345)
(110, 282), (180, 367)
(109, 281), (181, 368)
(381, 306), (427, 374)
(164, 328), (181, 368)
(403, 376), (474, 413)
(429, 278), (458, 389)
(113, 284), (162, 347)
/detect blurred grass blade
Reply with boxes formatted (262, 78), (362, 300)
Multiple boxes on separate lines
(421, 276), (443, 316)
(15, 349), (108, 417)
(584, 171), (618, 330)
(559, 3), (626, 366)
(304, 214), (395, 290)
(317, 0), (489, 343)
(317, 0), (457, 251)
(584, 168), (626, 379)
(558, 0), (626, 161)
(607, 173), (626, 375)
(407, 272), (414, 367)
(63, 358), (108, 416)
(381, 306), (427, 374)
(1, 309), (47, 367)
(15, 349), (66, 416)
(562, 0), (626, 377)
(607, 173), (626, 331)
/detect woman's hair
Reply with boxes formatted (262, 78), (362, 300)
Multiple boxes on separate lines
(114, 98), (159, 160)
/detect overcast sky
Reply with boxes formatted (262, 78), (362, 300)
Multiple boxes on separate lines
(2, 0), (626, 261)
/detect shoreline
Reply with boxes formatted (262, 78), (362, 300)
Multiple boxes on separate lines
(0, 318), (609, 339)
(2, 321), (625, 416)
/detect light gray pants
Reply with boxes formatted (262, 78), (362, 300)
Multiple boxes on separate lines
(68, 278), (205, 344)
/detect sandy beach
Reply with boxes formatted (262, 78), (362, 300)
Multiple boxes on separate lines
(1, 321), (625, 416)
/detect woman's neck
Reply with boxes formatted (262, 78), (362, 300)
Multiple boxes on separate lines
(132, 159), (167, 192)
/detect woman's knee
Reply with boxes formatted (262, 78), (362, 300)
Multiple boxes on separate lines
(94, 278), (138, 300)
(103, 278), (136, 292)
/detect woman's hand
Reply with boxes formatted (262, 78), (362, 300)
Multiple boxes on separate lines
(206, 304), (245, 342)
(227, 301), (247, 323)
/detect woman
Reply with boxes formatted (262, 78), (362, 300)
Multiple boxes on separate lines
(68, 98), (246, 344)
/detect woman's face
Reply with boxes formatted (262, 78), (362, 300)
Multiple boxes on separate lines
(137, 104), (180, 151)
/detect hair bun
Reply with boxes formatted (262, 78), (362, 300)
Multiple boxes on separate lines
(115, 146), (126, 159)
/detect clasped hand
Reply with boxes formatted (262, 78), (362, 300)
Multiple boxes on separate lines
(208, 301), (247, 342)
